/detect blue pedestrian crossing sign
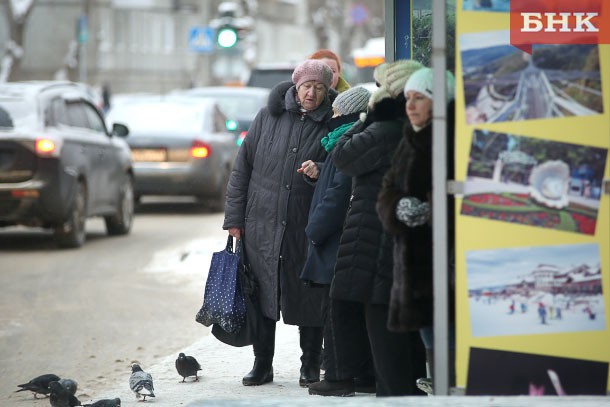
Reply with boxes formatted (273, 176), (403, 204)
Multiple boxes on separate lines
(189, 26), (215, 54)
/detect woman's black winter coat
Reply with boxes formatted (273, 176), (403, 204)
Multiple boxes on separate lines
(223, 81), (336, 326)
(330, 96), (407, 305)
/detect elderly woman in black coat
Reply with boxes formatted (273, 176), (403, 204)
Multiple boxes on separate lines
(376, 67), (456, 394)
(322, 60), (428, 397)
(223, 59), (336, 387)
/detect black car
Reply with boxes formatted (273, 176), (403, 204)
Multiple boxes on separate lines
(0, 81), (134, 248)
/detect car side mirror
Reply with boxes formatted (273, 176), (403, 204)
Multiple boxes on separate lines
(112, 123), (129, 138)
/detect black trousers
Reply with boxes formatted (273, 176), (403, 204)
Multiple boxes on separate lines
(364, 302), (427, 396)
(323, 298), (375, 382)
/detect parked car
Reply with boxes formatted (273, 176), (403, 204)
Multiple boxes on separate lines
(0, 81), (134, 248)
(104, 97), (240, 211)
(169, 86), (269, 144)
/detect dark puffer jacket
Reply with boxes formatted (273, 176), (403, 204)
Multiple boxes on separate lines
(330, 96), (407, 304)
(223, 81), (335, 326)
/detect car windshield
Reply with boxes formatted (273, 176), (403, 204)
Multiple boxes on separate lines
(246, 69), (294, 88)
(106, 103), (206, 133)
(0, 98), (34, 129)
(204, 94), (264, 119)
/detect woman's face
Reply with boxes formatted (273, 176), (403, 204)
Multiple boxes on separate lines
(297, 81), (327, 111)
(319, 58), (340, 89)
(405, 90), (432, 128)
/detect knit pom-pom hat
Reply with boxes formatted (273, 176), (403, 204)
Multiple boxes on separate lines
(332, 86), (371, 116)
(384, 59), (425, 97)
(292, 59), (333, 90)
(403, 67), (456, 102)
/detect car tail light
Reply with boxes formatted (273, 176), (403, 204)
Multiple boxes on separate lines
(190, 140), (211, 159)
(35, 138), (58, 157)
(11, 190), (40, 198)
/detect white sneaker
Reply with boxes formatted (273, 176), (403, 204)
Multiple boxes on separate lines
(416, 377), (433, 395)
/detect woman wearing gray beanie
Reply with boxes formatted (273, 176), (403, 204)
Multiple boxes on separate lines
(223, 59), (335, 388)
(300, 85), (375, 396)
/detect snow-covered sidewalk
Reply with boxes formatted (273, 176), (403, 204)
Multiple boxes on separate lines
(94, 319), (375, 405)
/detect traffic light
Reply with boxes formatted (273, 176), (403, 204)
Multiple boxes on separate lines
(216, 24), (238, 48)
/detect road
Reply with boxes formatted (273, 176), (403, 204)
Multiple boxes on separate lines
(0, 200), (226, 405)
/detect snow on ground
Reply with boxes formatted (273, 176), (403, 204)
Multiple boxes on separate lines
(143, 236), (228, 287)
(470, 294), (606, 337)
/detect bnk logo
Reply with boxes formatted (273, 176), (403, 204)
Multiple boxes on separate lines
(510, 0), (609, 53)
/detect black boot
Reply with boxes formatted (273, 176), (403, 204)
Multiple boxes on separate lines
(299, 326), (323, 387)
(242, 358), (273, 386)
(243, 317), (276, 386)
(308, 378), (355, 397)
(354, 375), (376, 393)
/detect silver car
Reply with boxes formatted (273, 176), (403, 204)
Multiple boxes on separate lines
(169, 86), (269, 146)
(105, 97), (240, 211)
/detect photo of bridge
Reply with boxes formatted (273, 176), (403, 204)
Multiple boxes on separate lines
(460, 30), (603, 125)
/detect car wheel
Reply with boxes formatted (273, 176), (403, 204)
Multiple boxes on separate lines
(54, 181), (87, 248)
(105, 175), (134, 235)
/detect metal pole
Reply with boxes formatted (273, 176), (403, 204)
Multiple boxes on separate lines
(432, 0), (449, 396)
(385, 0), (395, 62)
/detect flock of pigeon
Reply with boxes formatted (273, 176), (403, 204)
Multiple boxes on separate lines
(15, 352), (202, 405)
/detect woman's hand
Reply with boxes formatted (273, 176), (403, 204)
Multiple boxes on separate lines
(297, 160), (320, 179)
(228, 227), (241, 239)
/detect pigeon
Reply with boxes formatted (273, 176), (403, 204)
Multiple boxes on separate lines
(175, 352), (202, 382)
(59, 378), (78, 395)
(48, 380), (81, 407)
(15, 373), (61, 398)
(129, 363), (155, 401)
(83, 398), (121, 407)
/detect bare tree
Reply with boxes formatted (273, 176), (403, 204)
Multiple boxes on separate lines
(307, 0), (384, 66)
(1, 0), (37, 83)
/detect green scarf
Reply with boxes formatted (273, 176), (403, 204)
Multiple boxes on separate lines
(321, 122), (354, 152)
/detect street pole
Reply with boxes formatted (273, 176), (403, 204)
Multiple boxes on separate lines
(77, 0), (90, 83)
(432, 0), (449, 396)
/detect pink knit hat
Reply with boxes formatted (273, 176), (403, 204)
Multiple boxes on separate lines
(291, 59), (333, 90)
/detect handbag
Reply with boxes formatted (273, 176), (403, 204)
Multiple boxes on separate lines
(195, 236), (246, 334)
(211, 236), (264, 347)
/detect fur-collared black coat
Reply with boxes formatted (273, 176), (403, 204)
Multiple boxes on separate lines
(223, 81), (336, 326)
(330, 96), (407, 304)
(376, 102), (455, 332)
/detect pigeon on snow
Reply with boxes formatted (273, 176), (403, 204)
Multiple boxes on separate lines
(15, 373), (61, 398)
(175, 352), (202, 382)
(48, 380), (81, 407)
(83, 398), (121, 407)
(59, 378), (78, 395)
(129, 363), (155, 401)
